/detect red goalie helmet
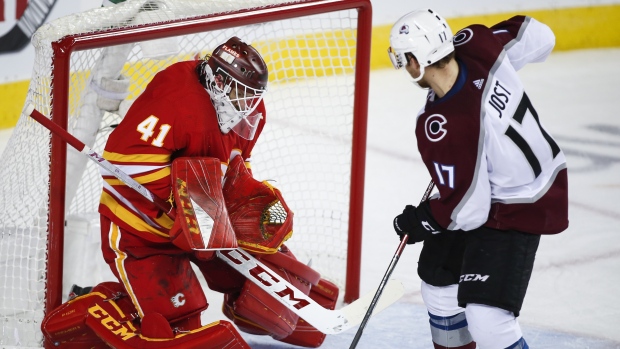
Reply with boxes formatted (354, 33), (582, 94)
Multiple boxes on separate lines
(199, 37), (269, 140)
(207, 36), (268, 91)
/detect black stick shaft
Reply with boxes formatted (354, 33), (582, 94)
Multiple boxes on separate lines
(349, 180), (435, 349)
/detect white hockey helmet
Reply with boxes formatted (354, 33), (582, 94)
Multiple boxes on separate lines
(388, 9), (454, 81)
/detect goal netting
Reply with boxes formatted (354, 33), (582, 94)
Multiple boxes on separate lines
(0, 0), (371, 346)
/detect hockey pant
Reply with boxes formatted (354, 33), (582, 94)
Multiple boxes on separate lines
(98, 217), (251, 347)
(100, 218), (208, 330)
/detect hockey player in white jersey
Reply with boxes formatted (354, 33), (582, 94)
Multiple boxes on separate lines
(387, 8), (568, 349)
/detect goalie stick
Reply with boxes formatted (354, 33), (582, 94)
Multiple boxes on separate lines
(349, 180), (435, 348)
(23, 104), (174, 217)
(25, 104), (405, 335)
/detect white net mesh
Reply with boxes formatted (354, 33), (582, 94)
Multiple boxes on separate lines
(0, 0), (366, 346)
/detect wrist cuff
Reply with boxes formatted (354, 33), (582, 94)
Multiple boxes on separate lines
(416, 200), (443, 234)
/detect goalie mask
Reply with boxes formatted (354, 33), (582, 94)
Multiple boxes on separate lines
(199, 37), (268, 140)
(388, 9), (454, 82)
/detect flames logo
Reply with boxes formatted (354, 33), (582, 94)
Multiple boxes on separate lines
(171, 293), (186, 308)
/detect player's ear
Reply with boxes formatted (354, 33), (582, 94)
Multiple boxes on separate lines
(405, 53), (418, 67)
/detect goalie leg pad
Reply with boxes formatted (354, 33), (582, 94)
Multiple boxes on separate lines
(84, 293), (250, 348)
(223, 245), (319, 340)
(279, 278), (340, 348)
(41, 281), (136, 348)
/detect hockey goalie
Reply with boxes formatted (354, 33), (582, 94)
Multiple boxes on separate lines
(40, 34), (338, 348)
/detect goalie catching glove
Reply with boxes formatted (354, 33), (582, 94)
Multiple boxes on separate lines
(223, 155), (293, 254)
(393, 200), (442, 244)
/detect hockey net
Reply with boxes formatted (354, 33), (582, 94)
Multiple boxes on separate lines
(0, 0), (371, 346)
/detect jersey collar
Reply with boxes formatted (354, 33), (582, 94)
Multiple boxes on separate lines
(429, 58), (467, 105)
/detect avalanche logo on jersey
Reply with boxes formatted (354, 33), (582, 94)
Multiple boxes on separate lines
(453, 28), (474, 47)
(399, 24), (409, 35)
(425, 114), (448, 142)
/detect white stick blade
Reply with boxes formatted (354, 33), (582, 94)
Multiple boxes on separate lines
(340, 279), (405, 327)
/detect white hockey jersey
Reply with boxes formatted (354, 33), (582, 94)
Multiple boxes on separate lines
(416, 16), (568, 234)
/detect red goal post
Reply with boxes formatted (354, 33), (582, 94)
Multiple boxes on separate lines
(0, 0), (371, 346)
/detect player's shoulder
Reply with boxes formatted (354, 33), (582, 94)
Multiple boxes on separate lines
(161, 60), (200, 75)
(147, 61), (208, 100)
(126, 62), (212, 122)
(453, 25), (504, 72)
(149, 61), (200, 90)
(453, 24), (500, 50)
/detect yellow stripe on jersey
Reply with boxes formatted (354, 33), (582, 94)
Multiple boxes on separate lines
(103, 150), (171, 164)
(108, 222), (145, 318)
(100, 191), (174, 238)
(103, 166), (170, 186)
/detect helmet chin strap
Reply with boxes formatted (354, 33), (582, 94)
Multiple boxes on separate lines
(410, 65), (429, 90)
(411, 64), (425, 82)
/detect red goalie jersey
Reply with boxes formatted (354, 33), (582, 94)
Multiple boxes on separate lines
(98, 60), (266, 242)
(417, 16), (568, 235)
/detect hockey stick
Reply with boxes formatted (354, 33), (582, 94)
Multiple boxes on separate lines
(217, 248), (405, 334)
(349, 180), (435, 348)
(24, 104), (174, 217)
(25, 104), (405, 335)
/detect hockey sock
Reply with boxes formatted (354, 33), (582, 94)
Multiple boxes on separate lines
(465, 303), (524, 348)
(506, 337), (529, 349)
(429, 312), (476, 349)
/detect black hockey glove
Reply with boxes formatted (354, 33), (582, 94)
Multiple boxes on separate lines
(393, 200), (442, 244)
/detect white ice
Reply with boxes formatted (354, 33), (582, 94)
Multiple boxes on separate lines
(1, 48), (618, 348)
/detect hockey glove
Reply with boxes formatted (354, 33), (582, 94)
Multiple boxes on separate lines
(393, 200), (442, 244)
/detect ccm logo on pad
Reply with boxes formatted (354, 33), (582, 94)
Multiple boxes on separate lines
(88, 304), (136, 341)
(221, 250), (310, 310)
